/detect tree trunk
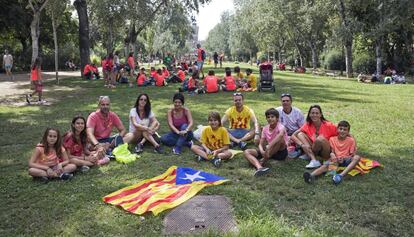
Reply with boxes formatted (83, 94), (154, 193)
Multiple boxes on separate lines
(107, 23), (113, 54)
(310, 42), (318, 69)
(51, 11), (59, 84)
(344, 41), (353, 77)
(30, 12), (41, 64)
(376, 37), (383, 75)
(74, 0), (90, 79)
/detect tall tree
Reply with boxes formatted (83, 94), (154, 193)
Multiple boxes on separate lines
(28, 0), (49, 64)
(74, 0), (90, 78)
(46, 0), (68, 83)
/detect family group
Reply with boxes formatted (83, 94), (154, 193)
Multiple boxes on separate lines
(28, 92), (360, 185)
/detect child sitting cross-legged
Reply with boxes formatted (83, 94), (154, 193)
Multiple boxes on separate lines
(303, 120), (361, 185)
(191, 111), (232, 167)
(244, 108), (288, 176)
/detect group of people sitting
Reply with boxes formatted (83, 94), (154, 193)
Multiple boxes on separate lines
(358, 67), (407, 84)
(28, 92), (361, 185)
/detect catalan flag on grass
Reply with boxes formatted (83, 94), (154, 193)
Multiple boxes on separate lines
(103, 166), (228, 215)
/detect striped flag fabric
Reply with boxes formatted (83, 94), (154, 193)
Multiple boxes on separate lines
(103, 166), (228, 216)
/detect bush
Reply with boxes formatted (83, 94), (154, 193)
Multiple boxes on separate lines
(323, 49), (345, 71)
(353, 53), (376, 74)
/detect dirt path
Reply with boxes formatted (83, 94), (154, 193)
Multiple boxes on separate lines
(0, 71), (81, 97)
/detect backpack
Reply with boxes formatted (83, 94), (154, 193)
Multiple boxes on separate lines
(201, 49), (206, 61)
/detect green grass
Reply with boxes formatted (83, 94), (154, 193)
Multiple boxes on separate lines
(1, 63), (413, 236)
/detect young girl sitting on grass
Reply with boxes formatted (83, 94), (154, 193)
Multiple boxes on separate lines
(28, 128), (77, 182)
(63, 116), (109, 172)
(191, 111), (232, 167)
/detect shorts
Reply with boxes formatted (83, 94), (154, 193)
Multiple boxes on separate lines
(197, 61), (204, 69)
(98, 134), (124, 147)
(32, 80), (43, 92)
(324, 157), (352, 167)
(227, 128), (250, 139)
(5, 64), (12, 70)
(257, 148), (288, 161)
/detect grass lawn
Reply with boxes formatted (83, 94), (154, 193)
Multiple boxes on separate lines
(0, 63), (413, 236)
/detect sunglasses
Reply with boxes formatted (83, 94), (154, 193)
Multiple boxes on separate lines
(280, 93), (291, 98)
(233, 92), (243, 96)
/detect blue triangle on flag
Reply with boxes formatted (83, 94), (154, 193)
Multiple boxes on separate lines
(176, 167), (226, 185)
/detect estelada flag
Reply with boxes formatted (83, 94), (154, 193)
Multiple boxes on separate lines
(103, 166), (228, 215)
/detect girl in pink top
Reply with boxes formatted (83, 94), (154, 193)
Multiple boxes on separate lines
(292, 105), (338, 169)
(160, 93), (194, 155)
(28, 128), (77, 181)
(244, 108), (288, 176)
(26, 57), (44, 104)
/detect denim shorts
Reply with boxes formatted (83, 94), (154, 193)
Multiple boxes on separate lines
(324, 157), (352, 167)
(227, 128), (250, 139)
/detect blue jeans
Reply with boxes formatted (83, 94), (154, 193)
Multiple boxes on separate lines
(98, 134), (124, 155)
(227, 128), (250, 139)
(161, 124), (193, 148)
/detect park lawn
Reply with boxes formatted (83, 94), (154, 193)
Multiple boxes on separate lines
(0, 63), (413, 236)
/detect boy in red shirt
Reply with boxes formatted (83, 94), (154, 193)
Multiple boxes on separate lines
(303, 120), (361, 185)
(136, 68), (150, 86)
(155, 68), (166, 86)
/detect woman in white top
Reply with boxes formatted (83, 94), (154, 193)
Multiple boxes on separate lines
(123, 93), (162, 153)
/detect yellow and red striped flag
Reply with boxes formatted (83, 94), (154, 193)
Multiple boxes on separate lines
(103, 166), (228, 215)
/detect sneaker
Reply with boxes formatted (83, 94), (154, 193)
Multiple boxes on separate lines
(60, 173), (73, 181)
(80, 165), (90, 173)
(98, 156), (110, 165)
(38, 100), (47, 105)
(134, 143), (144, 154)
(299, 154), (310, 160)
(303, 172), (315, 184)
(106, 154), (116, 160)
(196, 155), (205, 162)
(211, 157), (221, 167)
(239, 142), (248, 150)
(154, 146), (164, 154)
(332, 174), (343, 185)
(26, 94), (31, 104)
(305, 160), (321, 169)
(173, 146), (181, 155)
(254, 167), (270, 177)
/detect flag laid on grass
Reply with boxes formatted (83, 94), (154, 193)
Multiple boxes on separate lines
(103, 166), (228, 215)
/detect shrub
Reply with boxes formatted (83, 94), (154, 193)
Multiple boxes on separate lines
(323, 49), (345, 71)
(353, 53), (376, 74)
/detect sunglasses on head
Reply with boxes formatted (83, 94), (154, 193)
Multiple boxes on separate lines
(233, 92), (243, 96)
(280, 93), (291, 98)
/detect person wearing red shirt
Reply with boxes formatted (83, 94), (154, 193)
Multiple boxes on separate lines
(136, 68), (150, 86)
(203, 70), (219, 93)
(162, 66), (170, 78)
(155, 69), (166, 86)
(83, 63), (100, 80)
(292, 105), (338, 169)
(222, 67), (236, 91)
(196, 43), (205, 78)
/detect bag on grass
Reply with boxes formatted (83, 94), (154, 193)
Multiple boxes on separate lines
(112, 143), (139, 164)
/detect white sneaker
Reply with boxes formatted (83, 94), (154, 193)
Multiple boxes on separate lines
(299, 154), (310, 160)
(305, 160), (321, 169)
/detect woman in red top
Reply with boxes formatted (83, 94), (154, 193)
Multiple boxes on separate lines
(187, 70), (199, 93)
(127, 52), (135, 87)
(136, 67), (150, 86)
(155, 69), (166, 86)
(292, 105), (338, 169)
(203, 70), (219, 93)
(221, 67), (236, 91)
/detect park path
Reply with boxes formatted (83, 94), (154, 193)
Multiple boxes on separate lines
(0, 71), (81, 97)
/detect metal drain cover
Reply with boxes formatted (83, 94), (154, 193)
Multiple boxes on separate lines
(163, 195), (238, 235)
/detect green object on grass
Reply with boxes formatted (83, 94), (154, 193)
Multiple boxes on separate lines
(113, 144), (139, 164)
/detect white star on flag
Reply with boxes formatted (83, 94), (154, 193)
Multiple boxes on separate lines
(181, 171), (205, 182)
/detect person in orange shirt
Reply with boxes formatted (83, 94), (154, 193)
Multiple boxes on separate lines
(187, 70), (199, 94)
(28, 128), (77, 182)
(303, 120), (361, 185)
(162, 66), (170, 80)
(26, 57), (45, 105)
(127, 52), (135, 87)
(203, 70), (219, 93)
(168, 66), (186, 83)
(155, 68), (166, 86)
(196, 43), (205, 78)
(83, 63), (100, 80)
(136, 67), (150, 86)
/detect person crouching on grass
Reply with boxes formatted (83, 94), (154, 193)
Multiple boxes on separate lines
(303, 120), (361, 185)
(244, 108), (288, 176)
(28, 128), (77, 182)
(191, 111), (232, 167)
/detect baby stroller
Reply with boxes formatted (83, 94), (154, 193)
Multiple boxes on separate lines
(258, 63), (275, 92)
